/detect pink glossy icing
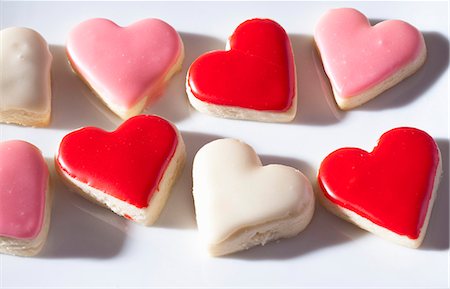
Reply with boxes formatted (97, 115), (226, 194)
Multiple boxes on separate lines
(0, 140), (48, 239)
(66, 18), (182, 109)
(314, 8), (425, 98)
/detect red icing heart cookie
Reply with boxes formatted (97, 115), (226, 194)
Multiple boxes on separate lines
(186, 18), (296, 122)
(318, 127), (441, 248)
(56, 115), (186, 225)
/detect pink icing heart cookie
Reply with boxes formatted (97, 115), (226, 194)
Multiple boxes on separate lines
(0, 140), (51, 256)
(314, 8), (426, 110)
(193, 139), (314, 256)
(67, 18), (184, 119)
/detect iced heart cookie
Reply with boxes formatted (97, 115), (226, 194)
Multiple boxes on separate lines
(67, 18), (184, 119)
(0, 140), (51, 256)
(318, 127), (442, 248)
(186, 18), (297, 122)
(314, 8), (426, 110)
(0, 27), (52, 126)
(56, 115), (186, 225)
(192, 139), (314, 256)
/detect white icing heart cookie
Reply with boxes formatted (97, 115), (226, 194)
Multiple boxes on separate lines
(0, 27), (52, 126)
(192, 138), (315, 256)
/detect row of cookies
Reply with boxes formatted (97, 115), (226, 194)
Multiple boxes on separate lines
(1, 117), (442, 257)
(1, 8), (427, 126)
(1, 7), (441, 258)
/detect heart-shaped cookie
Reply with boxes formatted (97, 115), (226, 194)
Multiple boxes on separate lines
(318, 127), (441, 248)
(314, 8), (426, 110)
(0, 140), (51, 256)
(0, 27), (52, 126)
(186, 18), (297, 122)
(193, 139), (314, 256)
(56, 115), (186, 225)
(67, 18), (184, 119)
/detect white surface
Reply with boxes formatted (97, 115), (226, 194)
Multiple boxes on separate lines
(1, 1), (449, 288)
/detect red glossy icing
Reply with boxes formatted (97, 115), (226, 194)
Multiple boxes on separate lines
(187, 18), (295, 111)
(318, 127), (440, 239)
(57, 115), (178, 208)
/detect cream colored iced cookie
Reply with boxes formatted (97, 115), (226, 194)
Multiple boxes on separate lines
(0, 27), (52, 126)
(192, 139), (314, 256)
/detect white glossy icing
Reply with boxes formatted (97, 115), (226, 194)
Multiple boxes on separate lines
(0, 27), (52, 114)
(192, 138), (314, 245)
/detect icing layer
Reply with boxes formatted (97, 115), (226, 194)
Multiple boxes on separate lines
(0, 27), (52, 113)
(314, 8), (425, 98)
(0, 140), (48, 239)
(187, 18), (295, 111)
(57, 115), (178, 208)
(66, 18), (183, 110)
(193, 139), (313, 244)
(318, 127), (440, 239)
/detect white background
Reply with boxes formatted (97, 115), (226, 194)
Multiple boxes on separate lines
(1, 1), (449, 288)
